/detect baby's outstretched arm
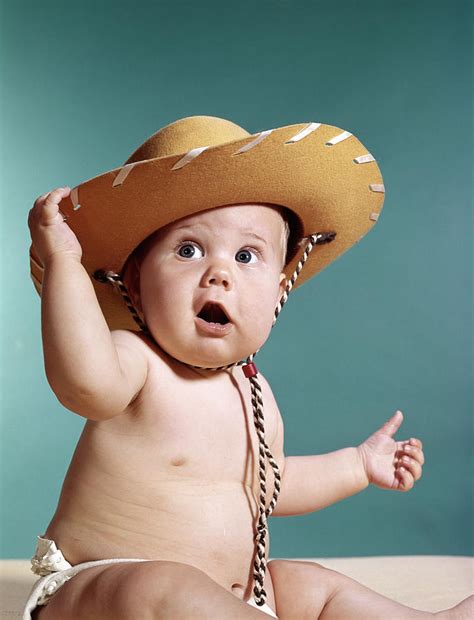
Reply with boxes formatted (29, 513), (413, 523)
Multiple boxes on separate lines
(271, 410), (424, 517)
(28, 187), (148, 420)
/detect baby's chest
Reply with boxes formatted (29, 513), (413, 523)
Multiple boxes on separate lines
(135, 376), (276, 485)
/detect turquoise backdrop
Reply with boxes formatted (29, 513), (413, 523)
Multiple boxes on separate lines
(1, 0), (472, 560)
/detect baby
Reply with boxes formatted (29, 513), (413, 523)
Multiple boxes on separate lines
(24, 184), (473, 620)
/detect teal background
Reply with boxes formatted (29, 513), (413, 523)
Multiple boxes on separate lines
(1, 0), (472, 560)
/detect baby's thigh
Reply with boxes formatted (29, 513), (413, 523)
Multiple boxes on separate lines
(33, 560), (203, 620)
(268, 559), (340, 619)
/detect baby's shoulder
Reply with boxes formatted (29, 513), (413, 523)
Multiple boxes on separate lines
(110, 328), (200, 387)
(110, 329), (168, 365)
(111, 328), (154, 350)
(255, 369), (279, 408)
(110, 328), (155, 367)
(109, 329), (173, 395)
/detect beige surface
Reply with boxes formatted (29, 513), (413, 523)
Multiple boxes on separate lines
(1, 556), (473, 619)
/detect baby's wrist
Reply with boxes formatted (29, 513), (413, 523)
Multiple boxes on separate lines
(353, 446), (370, 489)
(43, 251), (82, 271)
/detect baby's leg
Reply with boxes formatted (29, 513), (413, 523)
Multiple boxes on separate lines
(33, 559), (276, 619)
(268, 559), (474, 619)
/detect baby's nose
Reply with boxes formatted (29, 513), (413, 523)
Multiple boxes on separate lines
(204, 266), (233, 289)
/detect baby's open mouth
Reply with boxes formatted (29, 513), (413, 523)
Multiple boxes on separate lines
(197, 301), (231, 325)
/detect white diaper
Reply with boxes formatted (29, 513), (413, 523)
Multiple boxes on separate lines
(23, 534), (278, 619)
(247, 595), (279, 617)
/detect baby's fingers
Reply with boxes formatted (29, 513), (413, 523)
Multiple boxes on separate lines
(402, 443), (425, 465)
(396, 466), (415, 491)
(398, 453), (423, 482)
(29, 187), (70, 226)
(408, 437), (423, 451)
(41, 187), (70, 222)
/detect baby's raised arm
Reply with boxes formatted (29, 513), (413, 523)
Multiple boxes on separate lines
(28, 187), (148, 421)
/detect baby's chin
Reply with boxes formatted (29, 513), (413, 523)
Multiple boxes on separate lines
(170, 343), (251, 370)
(146, 326), (259, 369)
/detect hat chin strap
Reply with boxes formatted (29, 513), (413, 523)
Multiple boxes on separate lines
(97, 231), (336, 607)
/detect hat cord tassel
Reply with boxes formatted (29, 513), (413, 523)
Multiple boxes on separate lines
(96, 231), (336, 608)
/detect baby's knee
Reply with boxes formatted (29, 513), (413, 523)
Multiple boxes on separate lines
(119, 559), (209, 605)
(128, 560), (230, 619)
(268, 558), (328, 578)
(268, 559), (335, 598)
(268, 559), (340, 619)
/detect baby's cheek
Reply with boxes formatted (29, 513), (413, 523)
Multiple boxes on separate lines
(244, 299), (275, 340)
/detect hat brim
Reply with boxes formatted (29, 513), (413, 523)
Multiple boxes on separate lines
(29, 121), (385, 331)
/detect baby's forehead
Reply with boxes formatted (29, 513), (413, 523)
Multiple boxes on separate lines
(157, 203), (284, 241)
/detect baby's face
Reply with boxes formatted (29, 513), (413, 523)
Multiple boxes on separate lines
(135, 204), (287, 370)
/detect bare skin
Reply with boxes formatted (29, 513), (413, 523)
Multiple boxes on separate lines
(28, 189), (473, 619)
(39, 340), (282, 607)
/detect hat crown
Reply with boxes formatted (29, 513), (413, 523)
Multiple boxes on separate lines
(124, 115), (251, 165)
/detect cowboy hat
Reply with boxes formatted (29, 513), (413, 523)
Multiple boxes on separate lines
(29, 115), (385, 331)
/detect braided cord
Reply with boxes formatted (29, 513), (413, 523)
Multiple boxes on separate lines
(249, 371), (270, 602)
(94, 231), (335, 607)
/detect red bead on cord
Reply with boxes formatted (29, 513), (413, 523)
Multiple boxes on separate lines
(242, 362), (258, 378)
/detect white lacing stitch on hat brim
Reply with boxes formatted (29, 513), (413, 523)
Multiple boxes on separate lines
(232, 129), (273, 155)
(70, 186), (81, 210)
(113, 162), (137, 187)
(285, 122), (321, 143)
(369, 184), (385, 192)
(171, 146), (210, 170)
(354, 153), (376, 164)
(326, 130), (353, 146)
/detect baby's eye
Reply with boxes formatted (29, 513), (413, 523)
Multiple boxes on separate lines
(177, 242), (203, 259)
(235, 248), (259, 264)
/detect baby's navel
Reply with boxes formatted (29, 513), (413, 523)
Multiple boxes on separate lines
(231, 583), (245, 597)
(170, 456), (186, 467)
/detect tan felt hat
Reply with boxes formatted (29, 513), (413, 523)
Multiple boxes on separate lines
(29, 115), (385, 332)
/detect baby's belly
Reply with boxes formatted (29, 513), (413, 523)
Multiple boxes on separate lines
(44, 476), (263, 596)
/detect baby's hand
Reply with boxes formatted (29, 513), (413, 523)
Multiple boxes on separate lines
(28, 186), (82, 266)
(356, 410), (425, 492)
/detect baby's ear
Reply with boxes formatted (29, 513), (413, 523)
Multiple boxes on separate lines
(279, 272), (287, 296)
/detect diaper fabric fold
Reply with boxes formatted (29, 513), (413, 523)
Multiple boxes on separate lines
(30, 535), (73, 576)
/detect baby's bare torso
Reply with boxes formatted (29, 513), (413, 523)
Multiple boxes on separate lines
(44, 332), (282, 601)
